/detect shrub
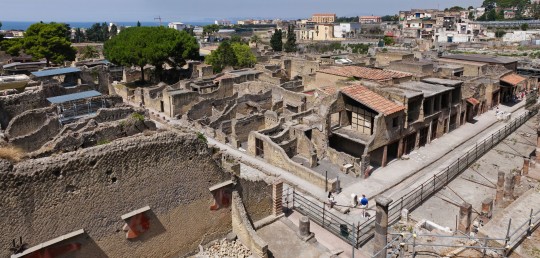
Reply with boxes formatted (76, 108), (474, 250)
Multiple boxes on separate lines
(0, 146), (24, 162)
(197, 132), (207, 144)
(131, 112), (145, 122)
(97, 139), (110, 145)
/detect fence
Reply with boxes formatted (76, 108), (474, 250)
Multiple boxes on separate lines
(283, 109), (536, 248)
(356, 109), (536, 246)
(282, 189), (357, 245)
(371, 208), (540, 257)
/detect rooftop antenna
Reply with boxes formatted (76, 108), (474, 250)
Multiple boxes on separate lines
(154, 16), (163, 26)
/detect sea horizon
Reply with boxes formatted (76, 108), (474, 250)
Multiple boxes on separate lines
(1, 20), (216, 30)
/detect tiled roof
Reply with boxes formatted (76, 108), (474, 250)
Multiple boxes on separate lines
(340, 85), (405, 116)
(500, 73), (526, 86)
(318, 66), (411, 81)
(466, 98), (480, 106)
(318, 86), (338, 95)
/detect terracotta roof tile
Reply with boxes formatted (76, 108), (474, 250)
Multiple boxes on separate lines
(500, 73), (526, 86)
(466, 98), (480, 106)
(318, 86), (338, 95)
(318, 66), (411, 81)
(340, 84), (405, 116)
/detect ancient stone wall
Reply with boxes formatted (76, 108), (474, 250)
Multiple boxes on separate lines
(5, 106), (56, 139)
(0, 132), (272, 257)
(248, 131), (337, 191)
(231, 191), (268, 258)
(10, 114), (61, 152)
(232, 115), (266, 144)
(0, 90), (53, 129)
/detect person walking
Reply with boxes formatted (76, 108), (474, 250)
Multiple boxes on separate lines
(360, 194), (368, 217)
(328, 192), (335, 209)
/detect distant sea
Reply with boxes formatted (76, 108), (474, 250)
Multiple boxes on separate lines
(1, 21), (214, 30)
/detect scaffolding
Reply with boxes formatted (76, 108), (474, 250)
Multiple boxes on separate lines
(46, 90), (105, 124)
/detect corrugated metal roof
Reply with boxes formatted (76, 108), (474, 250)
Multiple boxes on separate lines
(31, 67), (81, 78)
(46, 90), (101, 104)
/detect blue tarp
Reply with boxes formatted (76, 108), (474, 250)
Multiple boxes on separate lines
(46, 90), (102, 104)
(31, 67), (81, 78)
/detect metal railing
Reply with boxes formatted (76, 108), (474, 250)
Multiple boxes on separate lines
(371, 208), (540, 257)
(282, 188), (357, 245)
(282, 109), (536, 249)
(356, 109), (536, 247)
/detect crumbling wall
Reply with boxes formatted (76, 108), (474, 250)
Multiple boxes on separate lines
(232, 114), (266, 144)
(0, 132), (271, 258)
(248, 131), (337, 191)
(231, 191), (268, 258)
(234, 81), (276, 96)
(9, 114), (62, 152)
(5, 106), (56, 139)
(0, 89), (56, 129)
(187, 94), (238, 121)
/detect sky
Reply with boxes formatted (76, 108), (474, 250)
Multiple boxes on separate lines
(1, 0), (483, 22)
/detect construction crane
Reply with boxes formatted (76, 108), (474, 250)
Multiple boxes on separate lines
(154, 16), (163, 26)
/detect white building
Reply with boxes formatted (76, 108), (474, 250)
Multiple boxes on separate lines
(215, 20), (232, 26)
(333, 22), (361, 38)
(168, 22), (187, 31)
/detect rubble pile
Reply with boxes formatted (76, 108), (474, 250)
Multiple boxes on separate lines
(196, 239), (252, 258)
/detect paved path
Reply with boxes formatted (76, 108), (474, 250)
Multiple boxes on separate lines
(334, 101), (527, 222)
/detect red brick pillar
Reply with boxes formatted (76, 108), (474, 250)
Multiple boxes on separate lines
(272, 180), (284, 216)
(523, 158), (530, 176)
(480, 198), (493, 223)
(458, 202), (472, 234)
(496, 171), (505, 207)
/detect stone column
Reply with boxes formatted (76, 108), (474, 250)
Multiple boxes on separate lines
(513, 171), (521, 186)
(458, 202), (472, 234)
(361, 154), (371, 179)
(272, 180), (283, 216)
(397, 138), (404, 158)
(503, 172), (515, 207)
(496, 171), (505, 207)
(480, 198), (493, 223)
(381, 145), (388, 167)
(523, 158), (530, 176)
(373, 196), (393, 258)
(299, 216), (310, 237)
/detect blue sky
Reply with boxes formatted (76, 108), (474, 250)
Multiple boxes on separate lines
(1, 0), (483, 22)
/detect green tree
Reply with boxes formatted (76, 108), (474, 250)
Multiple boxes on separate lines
(104, 26), (199, 82)
(74, 28), (85, 43)
(0, 21), (3, 42)
(284, 25), (297, 53)
(232, 43), (256, 68)
(137, 21), (141, 27)
(110, 24), (118, 37)
(383, 36), (395, 45)
(205, 41), (237, 72)
(22, 23), (76, 66)
(0, 38), (23, 56)
(270, 29), (283, 51)
(381, 15), (398, 22)
(80, 45), (99, 60)
(469, 11), (475, 20)
(203, 24), (220, 37)
(250, 34), (260, 44)
(101, 22), (109, 40)
(230, 35), (244, 44)
(495, 29), (506, 38)
(521, 23), (529, 31)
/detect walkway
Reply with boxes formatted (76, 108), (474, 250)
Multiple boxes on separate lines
(334, 101), (527, 222)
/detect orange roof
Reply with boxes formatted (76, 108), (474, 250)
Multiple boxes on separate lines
(313, 13), (336, 16)
(466, 98), (480, 106)
(500, 73), (526, 86)
(318, 66), (411, 81)
(340, 85), (405, 115)
(319, 86), (338, 95)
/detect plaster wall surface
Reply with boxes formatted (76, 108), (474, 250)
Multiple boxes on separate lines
(0, 132), (272, 257)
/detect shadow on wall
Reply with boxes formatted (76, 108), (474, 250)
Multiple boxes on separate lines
(125, 210), (166, 243)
